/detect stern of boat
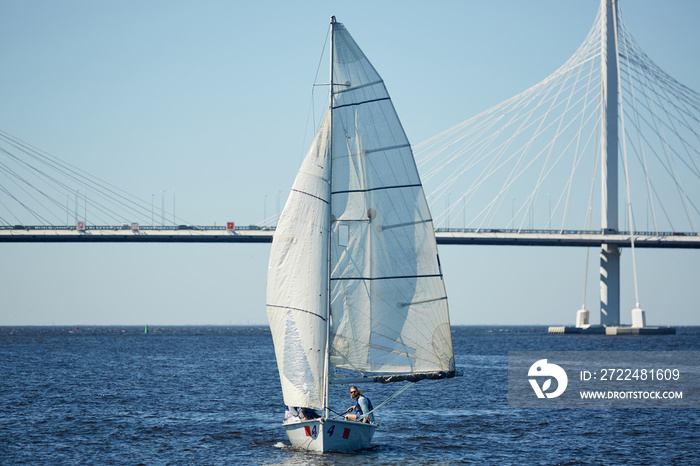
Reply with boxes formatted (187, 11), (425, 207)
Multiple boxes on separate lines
(283, 418), (376, 452)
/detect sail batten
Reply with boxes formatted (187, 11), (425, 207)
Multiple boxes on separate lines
(332, 183), (423, 195)
(332, 97), (391, 110)
(266, 304), (327, 321)
(331, 274), (443, 281)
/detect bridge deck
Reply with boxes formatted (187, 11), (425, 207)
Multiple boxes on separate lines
(1, 226), (699, 248)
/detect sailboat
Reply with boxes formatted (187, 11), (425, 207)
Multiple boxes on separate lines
(266, 16), (458, 452)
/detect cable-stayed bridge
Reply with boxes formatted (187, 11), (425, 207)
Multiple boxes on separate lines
(2, 225), (700, 249)
(1, 0), (699, 327)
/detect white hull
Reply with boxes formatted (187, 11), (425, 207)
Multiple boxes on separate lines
(283, 418), (377, 452)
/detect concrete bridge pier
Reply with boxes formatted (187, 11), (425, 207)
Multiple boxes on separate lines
(600, 243), (620, 326)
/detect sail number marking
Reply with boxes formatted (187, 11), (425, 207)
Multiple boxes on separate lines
(304, 425), (319, 439)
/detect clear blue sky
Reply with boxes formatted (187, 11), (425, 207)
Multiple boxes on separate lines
(1, 0), (698, 326)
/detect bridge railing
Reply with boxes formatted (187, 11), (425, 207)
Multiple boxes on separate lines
(434, 227), (697, 237)
(2, 225), (697, 237)
(0, 224), (276, 232)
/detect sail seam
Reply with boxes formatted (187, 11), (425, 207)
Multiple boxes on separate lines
(266, 304), (327, 321)
(332, 97), (390, 110)
(291, 189), (328, 204)
(330, 274), (443, 281)
(332, 183), (422, 195)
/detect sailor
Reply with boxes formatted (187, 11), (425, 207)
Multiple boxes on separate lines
(299, 407), (320, 420)
(344, 386), (374, 423)
(284, 405), (299, 421)
(285, 406), (320, 421)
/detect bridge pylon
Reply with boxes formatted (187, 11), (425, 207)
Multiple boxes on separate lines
(599, 0), (620, 326)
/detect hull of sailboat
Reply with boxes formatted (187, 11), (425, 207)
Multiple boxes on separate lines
(283, 418), (376, 452)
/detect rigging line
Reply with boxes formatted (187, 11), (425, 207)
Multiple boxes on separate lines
(621, 30), (662, 233)
(362, 382), (416, 417)
(430, 12), (604, 226)
(504, 103), (590, 232)
(0, 183), (51, 225)
(0, 137), (195, 227)
(624, 71), (700, 179)
(621, 97), (700, 185)
(313, 23), (332, 95)
(1, 147), (151, 222)
(622, 89), (700, 178)
(623, 70), (700, 146)
(552, 104), (601, 232)
(582, 107), (601, 310)
(0, 147), (131, 224)
(0, 131), (173, 222)
(488, 103), (593, 229)
(0, 149), (146, 225)
(0, 155), (68, 211)
(640, 84), (700, 232)
(0, 196), (22, 225)
(623, 30), (700, 178)
(428, 67), (564, 217)
(561, 49), (600, 231)
(416, 48), (598, 171)
(485, 85), (579, 231)
(619, 19), (700, 109)
(422, 63), (580, 193)
(512, 56), (596, 230)
(517, 69), (589, 229)
(418, 13), (601, 153)
(0, 162), (65, 224)
(433, 93), (558, 227)
(504, 84), (578, 230)
(652, 93), (700, 182)
(303, 23), (332, 162)
(422, 112), (508, 190)
(629, 62), (698, 232)
(623, 130), (679, 231)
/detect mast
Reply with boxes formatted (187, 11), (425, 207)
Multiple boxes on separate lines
(322, 15), (336, 419)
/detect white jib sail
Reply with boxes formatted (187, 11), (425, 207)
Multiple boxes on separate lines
(328, 22), (455, 375)
(266, 112), (331, 410)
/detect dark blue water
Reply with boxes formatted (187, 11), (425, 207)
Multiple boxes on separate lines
(1, 326), (698, 464)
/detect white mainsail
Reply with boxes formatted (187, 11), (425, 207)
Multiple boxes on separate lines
(327, 22), (454, 377)
(267, 18), (454, 415)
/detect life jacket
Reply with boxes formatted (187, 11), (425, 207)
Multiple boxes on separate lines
(354, 395), (374, 415)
